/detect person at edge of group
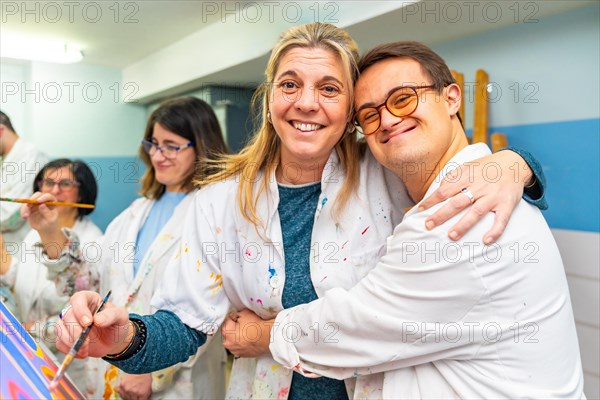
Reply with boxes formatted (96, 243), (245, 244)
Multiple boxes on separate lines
(54, 23), (547, 400)
(0, 111), (49, 244)
(0, 233), (10, 275)
(23, 97), (229, 400)
(225, 41), (585, 398)
(0, 110), (48, 312)
(0, 159), (101, 394)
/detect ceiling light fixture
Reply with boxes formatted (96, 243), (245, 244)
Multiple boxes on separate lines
(0, 34), (83, 64)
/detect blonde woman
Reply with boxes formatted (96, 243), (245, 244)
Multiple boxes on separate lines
(56, 23), (544, 400)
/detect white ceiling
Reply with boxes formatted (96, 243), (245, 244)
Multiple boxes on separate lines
(1, 1), (229, 67)
(1, 0), (595, 99)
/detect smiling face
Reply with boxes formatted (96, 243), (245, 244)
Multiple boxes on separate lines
(355, 57), (460, 177)
(270, 46), (351, 175)
(150, 122), (197, 192)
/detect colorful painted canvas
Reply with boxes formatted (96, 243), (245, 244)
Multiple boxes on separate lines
(0, 300), (85, 399)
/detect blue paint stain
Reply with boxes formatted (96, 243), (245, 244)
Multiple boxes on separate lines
(321, 197), (328, 208)
(268, 264), (276, 278)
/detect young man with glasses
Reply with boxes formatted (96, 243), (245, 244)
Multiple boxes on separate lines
(260, 41), (584, 397)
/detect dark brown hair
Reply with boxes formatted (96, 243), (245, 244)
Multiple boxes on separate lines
(358, 41), (456, 90)
(139, 96), (228, 199)
(34, 159), (98, 218)
(0, 110), (17, 134)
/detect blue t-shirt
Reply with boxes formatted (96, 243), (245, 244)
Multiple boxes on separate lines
(133, 191), (186, 275)
(278, 182), (349, 400)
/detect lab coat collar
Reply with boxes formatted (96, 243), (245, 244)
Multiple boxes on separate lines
(408, 143), (491, 219)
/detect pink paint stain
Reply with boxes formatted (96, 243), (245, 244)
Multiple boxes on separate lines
(245, 249), (252, 257)
(277, 387), (290, 399)
(361, 226), (370, 235)
(256, 299), (263, 306)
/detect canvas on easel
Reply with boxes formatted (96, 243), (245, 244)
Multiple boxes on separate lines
(0, 300), (85, 400)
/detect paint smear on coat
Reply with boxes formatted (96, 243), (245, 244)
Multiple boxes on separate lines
(209, 272), (223, 294)
(321, 197), (328, 208)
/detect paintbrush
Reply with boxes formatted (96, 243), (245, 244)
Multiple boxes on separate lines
(49, 290), (112, 390)
(0, 197), (95, 209)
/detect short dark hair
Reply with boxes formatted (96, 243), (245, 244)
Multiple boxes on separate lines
(358, 41), (455, 90)
(34, 159), (98, 218)
(139, 96), (228, 199)
(0, 110), (16, 134)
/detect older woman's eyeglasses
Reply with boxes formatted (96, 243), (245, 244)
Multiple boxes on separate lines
(355, 85), (437, 135)
(40, 179), (80, 190)
(142, 140), (194, 159)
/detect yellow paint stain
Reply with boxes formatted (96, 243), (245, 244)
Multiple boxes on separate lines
(196, 259), (202, 272)
(103, 365), (120, 400)
(210, 273), (223, 295)
(184, 243), (189, 253)
(271, 364), (280, 372)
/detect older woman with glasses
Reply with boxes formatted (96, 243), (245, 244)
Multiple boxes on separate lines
(0, 158), (101, 394)
(55, 23), (546, 400)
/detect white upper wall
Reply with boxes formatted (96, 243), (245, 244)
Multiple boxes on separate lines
(2, 2), (597, 155)
(122, 1), (410, 101)
(1, 59), (146, 157)
(434, 4), (599, 128)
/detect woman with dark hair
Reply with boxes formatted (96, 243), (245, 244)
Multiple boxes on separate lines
(0, 158), (101, 394)
(98, 96), (228, 400)
(23, 97), (229, 399)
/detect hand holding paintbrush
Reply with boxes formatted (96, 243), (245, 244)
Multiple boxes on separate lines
(53, 291), (134, 360)
(49, 290), (112, 390)
(18, 192), (84, 259)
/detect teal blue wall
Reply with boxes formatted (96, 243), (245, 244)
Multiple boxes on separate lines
(434, 4), (599, 233)
(81, 156), (145, 231)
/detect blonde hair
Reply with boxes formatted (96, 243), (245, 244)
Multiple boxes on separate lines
(197, 23), (361, 229)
